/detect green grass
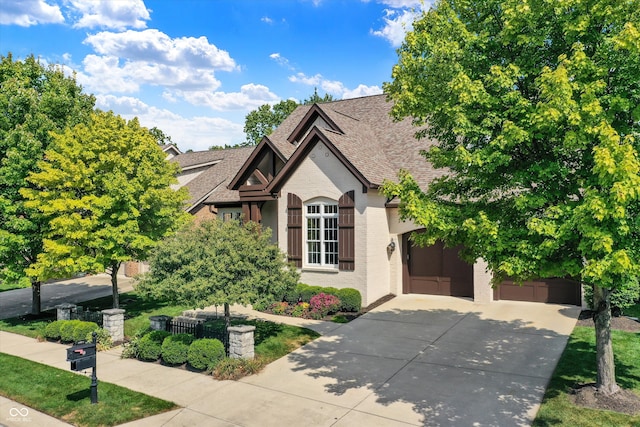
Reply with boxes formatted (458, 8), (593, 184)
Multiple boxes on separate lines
(0, 291), (192, 340)
(0, 352), (177, 427)
(533, 326), (640, 426)
(0, 280), (29, 292)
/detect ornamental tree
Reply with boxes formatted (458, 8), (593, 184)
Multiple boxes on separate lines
(0, 53), (95, 314)
(22, 110), (190, 308)
(383, 0), (639, 395)
(135, 219), (299, 343)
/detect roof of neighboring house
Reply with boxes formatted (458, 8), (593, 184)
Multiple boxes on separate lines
(161, 144), (182, 158)
(171, 147), (254, 211)
(237, 94), (443, 192)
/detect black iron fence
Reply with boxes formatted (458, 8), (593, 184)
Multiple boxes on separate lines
(71, 307), (103, 326)
(165, 318), (224, 341)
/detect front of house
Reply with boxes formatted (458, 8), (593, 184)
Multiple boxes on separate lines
(202, 94), (581, 307)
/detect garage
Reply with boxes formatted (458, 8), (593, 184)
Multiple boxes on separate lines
(494, 278), (581, 305)
(402, 233), (474, 298)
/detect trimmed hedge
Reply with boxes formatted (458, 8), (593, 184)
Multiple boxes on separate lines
(137, 330), (171, 361)
(161, 334), (194, 365)
(187, 338), (226, 370)
(73, 321), (99, 343)
(44, 320), (64, 340)
(336, 288), (362, 312)
(60, 320), (83, 342)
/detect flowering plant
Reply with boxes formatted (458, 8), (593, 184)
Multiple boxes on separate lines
(309, 293), (341, 319)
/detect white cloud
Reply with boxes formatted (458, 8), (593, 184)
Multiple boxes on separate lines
(0, 0), (64, 26)
(261, 16), (273, 24)
(95, 94), (245, 151)
(342, 84), (383, 99)
(376, 0), (422, 7)
(371, 8), (420, 47)
(172, 83), (279, 111)
(76, 29), (236, 94)
(289, 72), (381, 100)
(270, 53), (295, 70)
(68, 0), (150, 30)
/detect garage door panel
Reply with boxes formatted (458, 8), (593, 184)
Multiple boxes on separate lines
(494, 278), (580, 305)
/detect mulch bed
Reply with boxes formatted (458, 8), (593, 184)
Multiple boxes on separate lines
(571, 310), (640, 415)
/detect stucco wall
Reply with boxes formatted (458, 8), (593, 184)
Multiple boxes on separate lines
(277, 142), (371, 304)
(365, 192), (394, 304)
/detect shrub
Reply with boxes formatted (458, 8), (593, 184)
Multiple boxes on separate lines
(299, 285), (324, 302)
(60, 320), (83, 342)
(291, 302), (310, 318)
(161, 333), (194, 365)
(187, 338), (226, 370)
(73, 321), (99, 343)
(270, 301), (289, 315)
(583, 278), (640, 316)
(213, 357), (265, 380)
(87, 328), (113, 351)
(137, 330), (171, 361)
(44, 320), (64, 340)
(309, 293), (341, 319)
(323, 287), (340, 296)
(337, 288), (362, 312)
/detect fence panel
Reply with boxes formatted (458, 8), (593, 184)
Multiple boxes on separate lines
(71, 308), (103, 326)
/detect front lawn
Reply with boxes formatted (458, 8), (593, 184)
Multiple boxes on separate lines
(0, 352), (177, 427)
(533, 326), (640, 426)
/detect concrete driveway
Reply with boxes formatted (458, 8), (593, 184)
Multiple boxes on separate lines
(0, 294), (580, 427)
(0, 274), (135, 320)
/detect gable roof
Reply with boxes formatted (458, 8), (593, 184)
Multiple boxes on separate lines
(171, 147), (254, 211)
(232, 94), (443, 195)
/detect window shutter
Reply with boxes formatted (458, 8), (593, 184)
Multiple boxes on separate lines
(287, 193), (303, 268)
(338, 190), (355, 271)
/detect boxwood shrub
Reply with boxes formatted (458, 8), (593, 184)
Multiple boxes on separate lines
(187, 338), (226, 370)
(137, 330), (171, 361)
(44, 320), (64, 340)
(161, 333), (194, 365)
(73, 321), (99, 343)
(60, 320), (83, 342)
(336, 288), (362, 312)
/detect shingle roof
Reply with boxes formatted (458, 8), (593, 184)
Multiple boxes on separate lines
(266, 94), (443, 190)
(171, 147), (254, 210)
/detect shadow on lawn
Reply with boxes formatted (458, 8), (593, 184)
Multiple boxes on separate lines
(286, 307), (571, 426)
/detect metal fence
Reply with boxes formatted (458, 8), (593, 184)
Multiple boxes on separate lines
(71, 307), (103, 326)
(165, 318), (224, 341)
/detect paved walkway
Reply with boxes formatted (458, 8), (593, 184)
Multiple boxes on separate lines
(0, 295), (580, 426)
(0, 274), (136, 320)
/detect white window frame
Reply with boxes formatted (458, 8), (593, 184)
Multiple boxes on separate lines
(304, 200), (338, 268)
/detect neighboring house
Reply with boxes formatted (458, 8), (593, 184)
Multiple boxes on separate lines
(161, 143), (182, 159)
(207, 94), (582, 307)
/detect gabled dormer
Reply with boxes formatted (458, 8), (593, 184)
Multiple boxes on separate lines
(229, 138), (287, 198)
(287, 104), (343, 146)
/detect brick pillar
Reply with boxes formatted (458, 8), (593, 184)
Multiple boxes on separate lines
(102, 308), (125, 342)
(56, 303), (77, 320)
(149, 315), (172, 331)
(228, 325), (255, 359)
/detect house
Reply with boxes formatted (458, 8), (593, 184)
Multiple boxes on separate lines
(209, 94), (582, 307)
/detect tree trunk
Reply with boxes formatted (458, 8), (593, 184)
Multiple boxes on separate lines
(110, 263), (120, 309)
(31, 280), (41, 315)
(592, 284), (620, 395)
(224, 302), (230, 355)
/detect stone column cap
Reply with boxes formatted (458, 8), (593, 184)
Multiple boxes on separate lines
(55, 303), (77, 309)
(149, 315), (173, 320)
(101, 308), (125, 315)
(228, 325), (256, 333)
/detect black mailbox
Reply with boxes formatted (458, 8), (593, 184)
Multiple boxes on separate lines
(66, 342), (96, 371)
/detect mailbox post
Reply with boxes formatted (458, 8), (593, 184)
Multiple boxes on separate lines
(66, 331), (98, 404)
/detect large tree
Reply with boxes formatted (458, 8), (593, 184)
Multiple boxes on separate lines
(22, 110), (190, 308)
(383, 0), (639, 396)
(0, 54), (95, 314)
(136, 219), (299, 345)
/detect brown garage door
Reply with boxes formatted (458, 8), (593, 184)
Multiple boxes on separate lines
(403, 234), (473, 298)
(494, 278), (581, 305)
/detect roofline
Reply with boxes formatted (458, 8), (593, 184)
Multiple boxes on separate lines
(228, 138), (287, 190)
(287, 104), (343, 144)
(185, 179), (225, 213)
(266, 126), (374, 194)
(180, 159), (222, 171)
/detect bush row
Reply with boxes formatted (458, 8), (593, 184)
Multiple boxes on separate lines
(126, 331), (225, 370)
(44, 320), (112, 350)
(282, 284), (362, 312)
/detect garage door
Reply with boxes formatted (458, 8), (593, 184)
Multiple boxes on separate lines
(494, 278), (581, 305)
(402, 234), (473, 298)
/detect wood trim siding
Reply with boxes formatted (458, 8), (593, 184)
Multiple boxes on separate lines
(287, 193), (303, 267)
(338, 190), (355, 271)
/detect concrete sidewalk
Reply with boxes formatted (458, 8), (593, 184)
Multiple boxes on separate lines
(0, 296), (580, 426)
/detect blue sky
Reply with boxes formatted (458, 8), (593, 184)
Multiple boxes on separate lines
(1, 0), (431, 151)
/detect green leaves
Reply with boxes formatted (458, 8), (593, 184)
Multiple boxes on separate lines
(22, 111), (189, 281)
(136, 220), (299, 309)
(384, 0), (640, 290)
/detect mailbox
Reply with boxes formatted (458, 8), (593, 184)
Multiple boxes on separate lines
(66, 342), (96, 371)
